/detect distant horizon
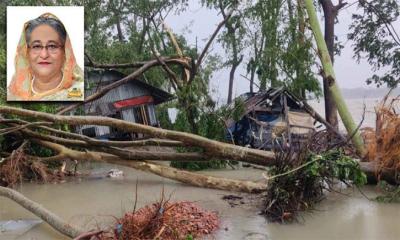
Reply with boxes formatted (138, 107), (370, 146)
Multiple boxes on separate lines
(212, 87), (399, 106)
(339, 87), (399, 99)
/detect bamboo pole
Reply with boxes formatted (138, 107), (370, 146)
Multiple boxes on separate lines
(304, 0), (365, 156)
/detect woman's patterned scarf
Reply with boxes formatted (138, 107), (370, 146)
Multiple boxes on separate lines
(8, 12), (82, 101)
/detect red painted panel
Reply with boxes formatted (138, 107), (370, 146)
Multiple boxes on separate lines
(113, 95), (154, 109)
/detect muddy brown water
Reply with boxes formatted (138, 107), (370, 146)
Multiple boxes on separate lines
(1, 162), (400, 240)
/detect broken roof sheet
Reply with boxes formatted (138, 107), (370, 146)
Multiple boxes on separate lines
(225, 88), (306, 128)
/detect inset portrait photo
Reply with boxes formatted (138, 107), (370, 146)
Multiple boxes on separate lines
(7, 6), (84, 101)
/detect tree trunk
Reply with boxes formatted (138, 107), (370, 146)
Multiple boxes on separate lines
(116, 19), (124, 42)
(107, 159), (267, 193)
(296, 0), (307, 98)
(33, 140), (268, 193)
(227, 63), (236, 104)
(304, 0), (365, 156)
(227, 57), (243, 104)
(320, 0), (339, 131)
(249, 32), (262, 93)
(137, 18), (148, 54)
(224, 17), (243, 104)
(250, 62), (255, 93)
(0, 186), (83, 238)
(359, 162), (398, 184)
(270, 0), (281, 87)
(186, 97), (199, 134)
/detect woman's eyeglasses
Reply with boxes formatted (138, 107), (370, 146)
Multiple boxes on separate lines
(28, 44), (63, 54)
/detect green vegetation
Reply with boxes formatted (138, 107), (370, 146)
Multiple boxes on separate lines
(186, 234), (194, 240)
(170, 104), (227, 170)
(349, 0), (400, 88)
(264, 149), (367, 222)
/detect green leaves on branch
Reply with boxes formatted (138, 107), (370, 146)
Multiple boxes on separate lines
(264, 148), (366, 222)
(306, 150), (367, 186)
(348, 0), (400, 88)
(269, 149), (367, 187)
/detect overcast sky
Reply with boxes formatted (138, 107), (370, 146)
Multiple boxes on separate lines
(165, 1), (397, 103)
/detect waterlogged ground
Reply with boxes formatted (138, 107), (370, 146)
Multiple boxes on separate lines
(1, 162), (399, 240)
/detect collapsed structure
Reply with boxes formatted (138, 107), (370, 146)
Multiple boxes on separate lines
(225, 88), (316, 150)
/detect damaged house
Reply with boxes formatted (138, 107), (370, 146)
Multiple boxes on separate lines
(75, 69), (173, 140)
(225, 88), (316, 150)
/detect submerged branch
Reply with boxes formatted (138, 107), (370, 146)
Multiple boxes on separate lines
(0, 186), (83, 238)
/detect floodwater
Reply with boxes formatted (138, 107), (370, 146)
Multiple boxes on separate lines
(1, 97), (399, 240)
(309, 97), (383, 131)
(1, 162), (400, 240)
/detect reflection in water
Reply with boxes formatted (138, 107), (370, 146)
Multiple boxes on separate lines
(1, 162), (399, 240)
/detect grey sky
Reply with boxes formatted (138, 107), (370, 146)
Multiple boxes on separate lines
(165, 1), (397, 103)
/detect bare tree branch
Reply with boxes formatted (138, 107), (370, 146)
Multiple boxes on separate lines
(191, 9), (234, 84)
(146, 25), (180, 90)
(84, 56), (190, 69)
(5, 118), (185, 147)
(163, 22), (191, 83)
(240, 74), (260, 88)
(0, 121), (52, 136)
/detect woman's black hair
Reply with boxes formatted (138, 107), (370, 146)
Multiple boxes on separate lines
(25, 16), (67, 46)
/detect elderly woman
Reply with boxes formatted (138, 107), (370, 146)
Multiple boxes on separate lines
(7, 13), (83, 101)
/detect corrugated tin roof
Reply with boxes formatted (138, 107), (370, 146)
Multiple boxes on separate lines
(85, 69), (174, 105)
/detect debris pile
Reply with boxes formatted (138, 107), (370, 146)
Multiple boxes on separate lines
(0, 146), (51, 187)
(115, 200), (219, 240)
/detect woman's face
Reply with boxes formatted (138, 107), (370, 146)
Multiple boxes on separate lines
(28, 24), (65, 80)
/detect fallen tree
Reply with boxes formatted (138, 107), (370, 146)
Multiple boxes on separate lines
(0, 186), (83, 238)
(0, 106), (395, 187)
(0, 106), (269, 193)
(360, 161), (398, 184)
(34, 140), (268, 193)
(0, 106), (276, 166)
